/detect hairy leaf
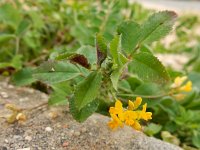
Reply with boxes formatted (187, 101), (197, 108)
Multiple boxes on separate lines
(74, 71), (102, 110)
(12, 68), (36, 86)
(96, 34), (107, 66)
(33, 61), (81, 84)
(117, 21), (140, 53)
(70, 96), (99, 122)
(139, 11), (177, 44)
(128, 52), (170, 84)
(110, 34), (121, 64)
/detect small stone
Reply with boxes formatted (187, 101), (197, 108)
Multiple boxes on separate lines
(19, 97), (29, 102)
(8, 85), (14, 89)
(45, 127), (53, 132)
(89, 132), (93, 136)
(4, 139), (8, 143)
(17, 148), (30, 150)
(48, 111), (58, 119)
(81, 127), (87, 133)
(74, 131), (80, 136)
(25, 136), (32, 141)
(62, 141), (69, 147)
(0, 92), (8, 98)
(13, 135), (21, 139)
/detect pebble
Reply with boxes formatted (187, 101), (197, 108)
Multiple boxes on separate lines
(8, 85), (14, 89)
(45, 127), (53, 132)
(25, 136), (32, 141)
(4, 139), (8, 143)
(13, 135), (21, 139)
(17, 148), (30, 150)
(74, 131), (81, 136)
(0, 92), (8, 98)
(89, 132), (93, 136)
(19, 97), (29, 102)
(48, 111), (58, 119)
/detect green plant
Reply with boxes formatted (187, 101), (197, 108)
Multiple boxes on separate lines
(2, 1), (200, 149)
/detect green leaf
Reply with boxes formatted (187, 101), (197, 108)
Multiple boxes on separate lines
(48, 92), (68, 106)
(12, 68), (36, 86)
(117, 21), (140, 53)
(126, 76), (142, 91)
(110, 68), (121, 90)
(0, 34), (15, 43)
(28, 11), (44, 29)
(74, 71), (102, 110)
(16, 19), (30, 36)
(48, 82), (72, 106)
(128, 52), (170, 84)
(144, 123), (162, 136)
(33, 61), (81, 84)
(139, 11), (177, 44)
(70, 97), (99, 122)
(192, 131), (200, 148)
(0, 4), (22, 29)
(96, 33), (107, 66)
(110, 34), (121, 64)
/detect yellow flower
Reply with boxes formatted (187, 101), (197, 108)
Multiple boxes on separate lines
(128, 97), (142, 110)
(171, 76), (192, 93)
(109, 100), (124, 121)
(139, 103), (152, 121)
(174, 76), (187, 87)
(131, 121), (142, 131)
(108, 97), (152, 131)
(124, 110), (138, 126)
(180, 81), (192, 92)
(108, 114), (123, 130)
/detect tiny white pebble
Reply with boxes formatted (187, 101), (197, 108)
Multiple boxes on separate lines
(74, 131), (81, 136)
(17, 148), (30, 150)
(25, 136), (32, 141)
(89, 132), (93, 136)
(4, 139), (8, 143)
(8, 85), (14, 89)
(0, 92), (8, 98)
(45, 127), (53, 132)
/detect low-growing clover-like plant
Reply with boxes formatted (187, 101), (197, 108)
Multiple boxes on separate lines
(30, 11), (179, 129)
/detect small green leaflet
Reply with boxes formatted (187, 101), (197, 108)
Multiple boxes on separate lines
(33, 61), (81, 84)
(74, 71), (102, 110)
(128, 52), (170, 84)
(70, 96), (99, 122)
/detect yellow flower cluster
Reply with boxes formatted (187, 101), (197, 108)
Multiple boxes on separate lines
(172, 76), (192, 92)
(108, 97), (152, 131)
(171, 76), (192, 101)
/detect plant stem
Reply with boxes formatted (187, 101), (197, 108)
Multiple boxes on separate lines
(117, 93), (169, 99)
(15, 37), (20, 55)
